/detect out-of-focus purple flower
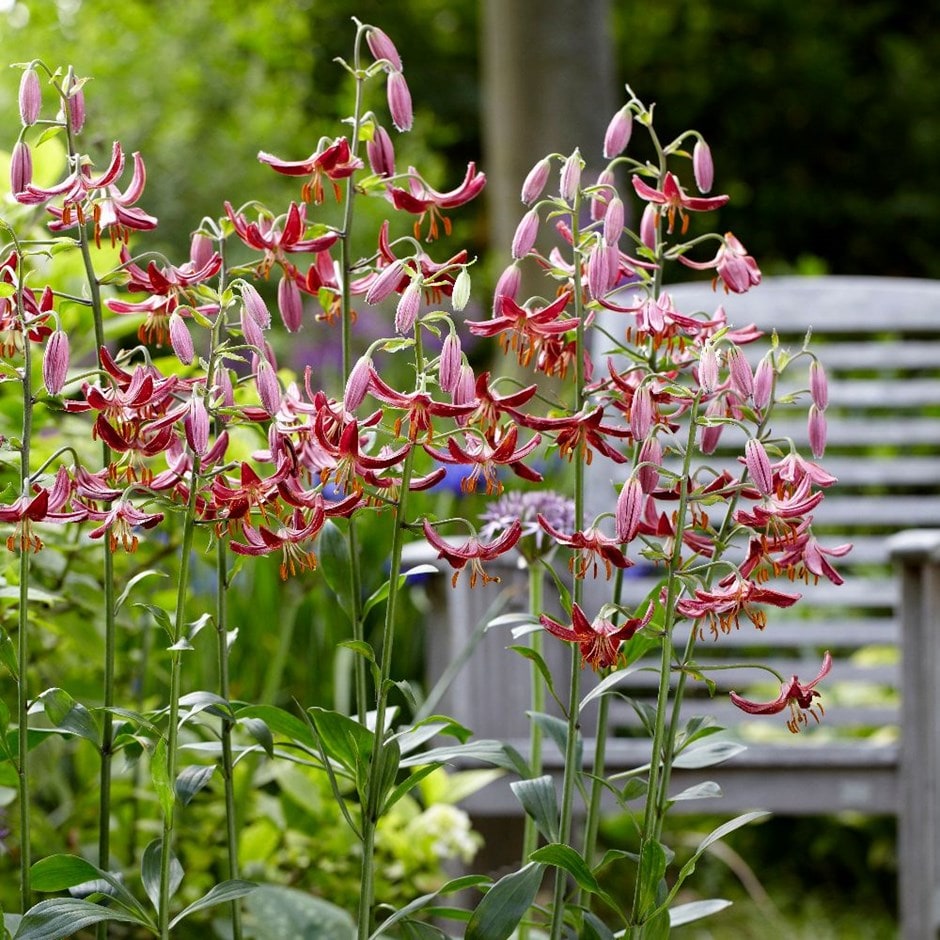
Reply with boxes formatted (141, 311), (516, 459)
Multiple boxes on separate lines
(479, 489), (575, 560)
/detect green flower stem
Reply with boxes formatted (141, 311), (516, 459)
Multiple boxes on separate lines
(340, 32), (369, 728)
(550, 180), (586, 940)
(356, 334), (421, 940)
(158, 455), (201, 940)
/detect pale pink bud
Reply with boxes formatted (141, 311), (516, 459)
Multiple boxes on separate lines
(366, 27), (403, 71)
(66, 85), (85, 134)
(255, 359), (281, 416)
(10, 141), (32, 194)
(726, 345), (754, 399)
(630, 385), (653, 441)
(809, 360), (828, 410)
(511, 208), (539, 259)
(559, 149), (582, 202)
(753, 355), (774, 411)
(451, 268), (471, 312)
(745, 438), (773, 496)
(168, 312), (194, 365)
(344, 355), (373, 411)
(603, 197), (624, 247)
(277, 275), (303, 332)
(452, 363), (475, 405)
(365, 259), (405, 305)
(387, 70), (413, 132)
(493, 263), (521, 310)
(395, 280), (421, 333)
(637, 436), (662, 493)
(439, 333), (462, 393)
(240, 303), (265, 350)
(42, 330), (69, 395)
(185, 396), (210, 457)
(604, 244), (621, 291)
(367, 125), (396, 178)
(214, 366), (234, 410)
(698, 342), (719, 394)
(190, 232), (215, 271)
(521, 157), (551, 204)
(640, 203), (657, 251)
(692, 139), (714, 193)
(586, 242), (609, 300)
(241, 283), (271, 330)
(809, 404), (827, 458)
(616, 475), (644, 543)
(603, 106), (633, 159)
(19, 69), (41, 126)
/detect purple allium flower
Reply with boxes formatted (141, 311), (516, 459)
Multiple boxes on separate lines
(479, 489), (575, 560)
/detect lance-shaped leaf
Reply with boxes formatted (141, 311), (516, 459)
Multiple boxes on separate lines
(465, 862), (544, 940)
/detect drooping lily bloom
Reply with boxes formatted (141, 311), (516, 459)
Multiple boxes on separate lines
(631, 171), (729, 235)
(730, 651), (832, 733)
(87, 499), (164, 553)
(536, 515), (633, 579)
(422, 518), (523, 587)
(453, 370), (538, 435)
(258, 137), (364, 204)
(540, 601), (654, 671)
(386, 163), (486, 241)
(676, 578), (801, 636)
(0, 468), (86, 553)
(229, 506), (326, 580)
(424, 426), (543, 494)
(678, 232), (762, 294)
(520, 405), (632, 465)
(367, 368), (475, 441)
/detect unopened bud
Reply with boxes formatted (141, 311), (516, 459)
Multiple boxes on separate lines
(511, 208), (539, 260)
(451, 268), (471, 312)
(603, 106), (633, 159)
(616, 475), (643, 543)
(365, 259), (405, 305)
(559, 149), (582, 202)
(809, 404), (827, 458)
(753, 355), (774, 411)
(630, 385), (653, 441)
(214, 366), (235, 410)
(344, 354), (373, 411)
(241, 282), (271, 329)
(367, 124), (396, 177)
(640, 203), (657, 251)
(255, 359), (281, 416)
(185, 396), (210, 456)
(169, 312), (195, 365)
(745, 438), (773, 496)
(699, 342), (719, 394)
(726, 345), (754, 399)
(809, 359), (828, 410)
(190, 232), (215, 271)
(277, 275), (303, 332)
(692, 139), (714, 193)
(387, 70), (413, 132)
(395, 279), (421, 333)
(439, 333), (462, 393)
(18, 68), (41, 126)
(603, 197), (624, 247)
(452, 363), (475, 405)
(65, 84), (85, 133)
(493, 263), (521, 310)
(586, 242), (609, 300)
(42, 329), (69, 394)
(521, 157), (551, 205)
(637, 436), (662, 493)
(366, 26), (403, 71)
(699, 397), (724, 455)
(10, 141), (32, 195)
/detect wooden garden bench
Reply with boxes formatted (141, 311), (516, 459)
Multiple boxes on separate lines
(411, 276), (940, 938)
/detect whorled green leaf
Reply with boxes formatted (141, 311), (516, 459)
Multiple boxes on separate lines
(465, 862), (544, 940)
(235, 704), (315, 750)
(672, 738), (747, 770)
(243, 885), (353, 939)
(369, 874), (489, 939)
(135, 603), (174, 640)
(306, 706), (374, 778)
(668, 898), (732, 927)
(510, 775), (560, 843)
(361, 565), (438, 619)
(240, 716), (274, 758)
(13, 898), (146, 939)
(175, 763), (216, 806)
(317, 521), (354, 618)
(29, 855), (102, 893)
(169, 879), (257, 929)
(399, 738), (529, 777)
(178, 690), (234, 720)
(578, 663), (643, 713)
(141, 838), (183, 913)
(636, 839), (668, 921)
(638, 907), (670, 940)
(114, 569), (167, 615)
(39, 688), (100, 747)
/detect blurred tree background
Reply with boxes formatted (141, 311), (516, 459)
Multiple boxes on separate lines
(0, 0), (936, 278)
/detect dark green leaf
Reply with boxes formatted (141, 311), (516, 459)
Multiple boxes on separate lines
(169, 879), (256, 928)
(13, 898), (145, 939)
(235, 704), (315, 750)
(318, 521), (354, 618)
(465, 863), (543, 940)
(636, 839), (668, 920)
(510, 775), (560, 843)
(114, 569), (167, 615)
(176, 763), (216, 805)
(362, 565), (438, 619)
(307, 706), (374, 778)
(243, 885), (353, 939)
(151, 737), (174, 817)
(30, 855), (101, 892)
(135, 603), (174, 639)
(639, 907), (671, 940)
(241, 717), (274, 758)
(39, 688), (100, 746)
(141, 838), (183, 912)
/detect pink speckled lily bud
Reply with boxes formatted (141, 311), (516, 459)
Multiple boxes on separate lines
(452, 362), (475, 405)
(586, 241), (609, 300)
(169, 312), (195, 365)
(637, 435), (662, 493)
(603, 106), (633, 159)
(367, 124), (396, 178)
(603, 197), (624, 248)
(809, 359), (828, 410)
(809, 404), (827, 458)
(698, 342), (719, 394)
(255, 359), (281, 416)
(726, 345), (754, 399)
(366, 26), (403, 70)
(395, 280), (421, 333)
(640, 203), (657, 251)
(753, 354), (774, 411)
(699, 397), (724, 454)
(511, 208), (539, 260)
(277, 275), (303, 333)
(493, 262), (521, 311)
(190, 232), (215, 271)
(521, 157), (551, 204)
(18, 68), (41, 126)
(185, 396), (210, 457)
(387, 70), (413, 132)
(10, 141), (32, 195)
(365, 259), (405, 305)
(42, 329), (69, 395)
(559, 149), (582, 202)
(630, 384), (653, 441)
(214, 366), (234, 410)
(745, 438), (773, 496)
(616, 474), (644, 543)
(344, 354), (373, 411)
(439, 333), (462, 393)
(241, 283), (271, 330)
(692, 139), (714, 193)
(65, 82), (85, 133)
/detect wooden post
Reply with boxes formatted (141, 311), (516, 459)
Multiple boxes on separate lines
(890, 529), (940, 939)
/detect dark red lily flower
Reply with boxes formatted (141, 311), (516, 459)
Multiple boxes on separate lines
(520, 405), (632, 465)
(421, 518), (522, 587)
(730, 652), (832, 733)
(632, 171), (729, 235)
(540, 601), (654, 671)
(453, 371), (538, 435)
(536, 515), (633, 580)
(386, 163), (486, 240)
(676, 578), (801, 636)
(678, 233), (762, 294)
(0, 468), (86, 553)
(258, 137), (363, 204)
(87, 499), (164, 553)
(424, 426), (543, 494)
(367, 368), (475, 441)
(229, 506), (326, 580)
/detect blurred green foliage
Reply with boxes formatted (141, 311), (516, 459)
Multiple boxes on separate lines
(2, 0), (935, 276)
